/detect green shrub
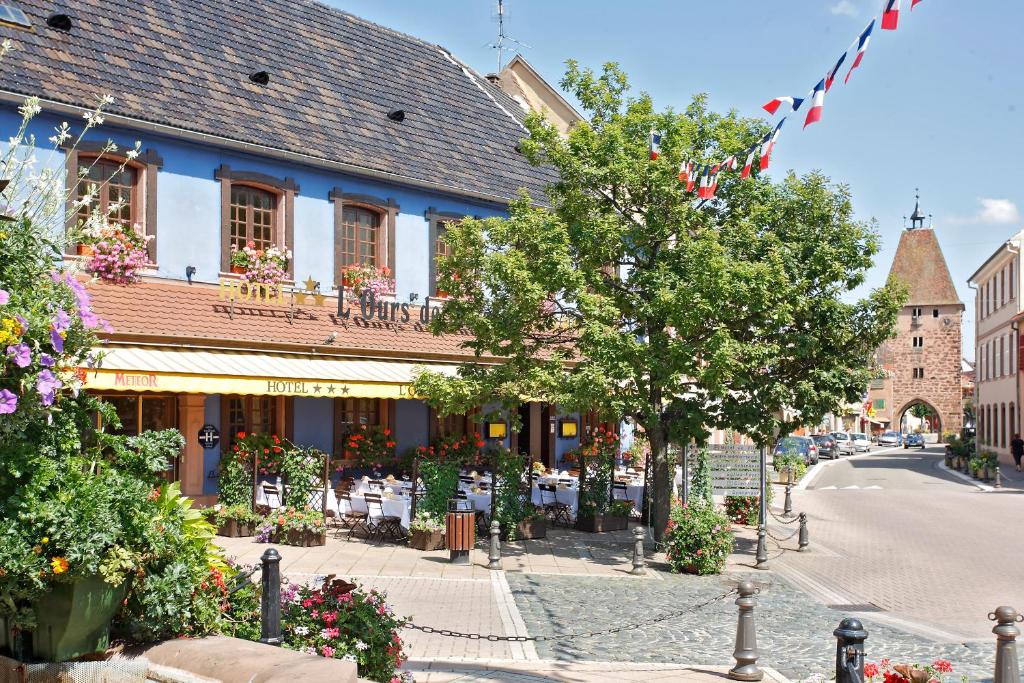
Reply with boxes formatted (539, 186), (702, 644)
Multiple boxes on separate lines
(662, 501), (733, 575)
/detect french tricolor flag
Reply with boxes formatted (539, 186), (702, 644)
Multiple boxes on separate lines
(762, 96), (803, 116)
(882, 0), (900, 30)
(721, 155), (738, 171)
(686, 164), (698, 192)
(707, 170), (721, 199)
(825, 52), (847, 92)
(911, 0), (924, 9)
(679, 161), (692, 186)
(649, 132), (662, 160)
(741, 149), (756, 179)
(845, 20), (874, 84)
(759, 119), (785, 171)
(698, 167), (712, 199)
(803, 79), (826, 129)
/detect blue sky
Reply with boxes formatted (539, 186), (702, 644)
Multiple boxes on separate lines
(328, 0), (1022, 356)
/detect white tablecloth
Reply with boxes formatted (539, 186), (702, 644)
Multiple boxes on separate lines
(255, 485), (338, 514)
(531, 485), (578, 515)
(341, 493), (411, 529)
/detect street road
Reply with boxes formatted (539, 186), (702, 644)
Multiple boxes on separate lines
(772, 445), (1024, 641)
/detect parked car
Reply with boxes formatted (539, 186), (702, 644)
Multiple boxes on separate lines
(831, 431), (856, 455)
(904, 433), (925, 448)
(851, 432), (871, 452)
(812, 434), (839, 459)
(878, 431), (903, 447)
(773, 436), (819, 465)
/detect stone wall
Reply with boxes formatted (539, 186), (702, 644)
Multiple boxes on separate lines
(888, 304), (964, 434)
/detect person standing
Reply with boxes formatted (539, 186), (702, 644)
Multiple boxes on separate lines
(1011, 433), (1024, 472)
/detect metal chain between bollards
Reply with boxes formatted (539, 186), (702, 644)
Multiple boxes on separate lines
(834, 617), (868, 683)
(405, 588), (736, 642)
(766, 526), (799, 543)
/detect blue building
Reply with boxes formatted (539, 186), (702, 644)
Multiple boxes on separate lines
(0, 0), (595, 501)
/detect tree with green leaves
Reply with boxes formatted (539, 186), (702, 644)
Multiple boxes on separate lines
(414, 62), (902, 540)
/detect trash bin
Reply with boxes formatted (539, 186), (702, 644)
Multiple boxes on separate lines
(446, 498), (475, 564)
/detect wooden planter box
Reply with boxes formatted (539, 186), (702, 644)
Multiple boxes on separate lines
(575, 514), (629, 533)
(408, 528), (445, 551)
(511, 519), (546, 540)
(775, 469), (792, 485)
(216, 519), (255, 538)
(276, 529), (326, 547)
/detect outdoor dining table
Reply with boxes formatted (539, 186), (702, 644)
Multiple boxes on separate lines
(530, 484), (579, 515)
(255, 483), (339, 514)
(340, 491), (412, 529)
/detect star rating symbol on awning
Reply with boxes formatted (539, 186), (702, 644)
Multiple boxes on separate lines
(312, 384), (322, 393)
(327, 385), (336, 394)
(340, 386), (350, 395)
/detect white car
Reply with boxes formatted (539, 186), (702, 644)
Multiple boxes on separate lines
(831, 432), (856, 455)
(851, 432), (871, 452)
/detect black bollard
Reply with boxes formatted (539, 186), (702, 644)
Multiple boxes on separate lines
(798, 513), (809, 551)
(259, 548), (282, 646)
(487, 519), (502, 570)
(989, 606), (1022, 683)
(994, 465), (1003, 489)
(783, 481), (793, 516)
(727, 581), (763, 681)
(755, 526), (768, 569)
(630, 525), (646, 575)
(834, 618), (868, 683)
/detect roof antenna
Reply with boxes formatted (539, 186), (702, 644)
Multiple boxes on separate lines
(489, 0), (530, 72)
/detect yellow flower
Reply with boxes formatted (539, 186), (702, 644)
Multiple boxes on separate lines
(50, 557), (69, 574)
(41, 537), (48, 544)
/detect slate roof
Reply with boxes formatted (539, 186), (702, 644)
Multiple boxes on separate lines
(0, 0), (557, 203)
(84, 278), (487, 363)
(887, 228), (963, 307)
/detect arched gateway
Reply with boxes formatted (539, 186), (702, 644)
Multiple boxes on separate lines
(874, 196), (964, 437)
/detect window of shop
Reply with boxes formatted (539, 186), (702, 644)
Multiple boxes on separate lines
(431, 409), (478, 438)
(97, 394), (179, 479)
(912, 367), (924, 379)
(65, 144), (162, 260)
(216, 164), (296, 276)
(223, 396), (279, 443)
(330, 189), (398, 288)
(334, 398), (393, 454)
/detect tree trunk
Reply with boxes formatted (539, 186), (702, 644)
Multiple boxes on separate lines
(648, 424), (672, 542)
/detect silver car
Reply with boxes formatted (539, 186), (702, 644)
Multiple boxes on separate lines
(851, 432), (871, 452)
(831, 432), (856, 455)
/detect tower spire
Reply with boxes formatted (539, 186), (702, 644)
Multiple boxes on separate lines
(909, 188), (927, 229)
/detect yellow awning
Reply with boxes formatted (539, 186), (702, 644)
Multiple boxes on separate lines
(81, 346), (459, 399)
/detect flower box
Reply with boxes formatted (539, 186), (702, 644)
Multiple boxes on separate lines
(511, 519), (546, 540)
(75, 243), (94, 257)
(408, 528), (445, 551)
(278, 529), (326, 547)
(216, 519), (254, 537)
(230, 264), (246, 274)
(31, 574), (128, 662)
(776, 470), (793, 485)
(575, 514), (629, 533)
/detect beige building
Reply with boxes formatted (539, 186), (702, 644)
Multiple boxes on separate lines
(487, 55), (582, 134)
(968, 230), (1023, 465)
(882, 203), (964, 440)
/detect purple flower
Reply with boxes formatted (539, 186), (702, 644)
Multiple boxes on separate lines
(14, 315), (28, 332)
(36, 369), (62, 407)
(52, 308), (71, 333)
(0, 289), (8, 305)
(79, 308), (99, 329)
(50, 329), (64, 353)
(39, 353), (54, 368)
(0, 388), (16, 414)
(6, 343), (31, 368)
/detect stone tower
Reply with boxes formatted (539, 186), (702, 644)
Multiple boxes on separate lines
(883, 196), (964, 435)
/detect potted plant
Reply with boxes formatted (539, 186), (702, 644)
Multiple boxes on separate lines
(863, 658), (955, 682)
(773, 451), (806, 484)
(229, 241), (291, 286)
(269, 507), (327, 546)
(408, 512), (445, 551)
(76, 209), (153, 285)
(662, 500), (734, 575)
(342, 424), (397, 468)
(511, 512), (547, 540)
(339, 263), (395, 298)
(203, 504), (261, 537)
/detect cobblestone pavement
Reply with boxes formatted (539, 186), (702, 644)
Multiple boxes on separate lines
(506, 572), (1005, 681)
(776, 447), (1024, 640)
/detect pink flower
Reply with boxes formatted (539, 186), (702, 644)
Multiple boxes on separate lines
(320, 645), (334, 658)
(302, 598), (313, 608)
(322, 611), (338, 625)
(932, 660), (953, 674)
(0, 289), (8, 305)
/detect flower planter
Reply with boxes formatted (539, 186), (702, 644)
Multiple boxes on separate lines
(76, 243), (95, 257)
(216, 519), (255, 537)
(281, 528), (326, 547)
(575, 514), (629, 533)
(230, 264), (246, 274)
(31, 574), (128, 662)
(408, 528), (445, 551)
(511, 519), (546, 540)
(434, 289), (449, 299)
(775, 470), (792, 485)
